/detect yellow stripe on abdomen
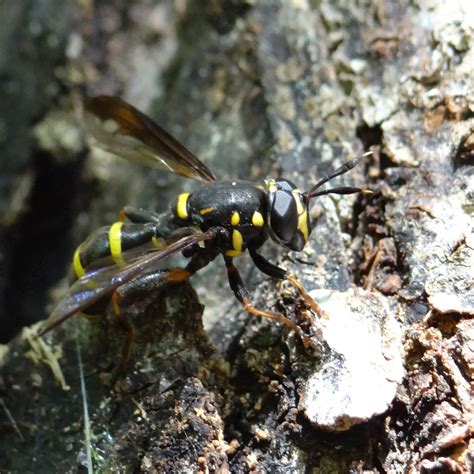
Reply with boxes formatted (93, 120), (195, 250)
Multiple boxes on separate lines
(109, 222), (126, 267)
(176, 193), (190, 220)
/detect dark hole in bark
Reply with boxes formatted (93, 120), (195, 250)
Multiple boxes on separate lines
(1, 151), (86, 342)
(453, 133), (474, 171)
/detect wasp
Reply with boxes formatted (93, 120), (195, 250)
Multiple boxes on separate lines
(39, 96), (370, 375)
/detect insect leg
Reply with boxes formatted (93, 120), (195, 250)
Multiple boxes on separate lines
(249, 249), (328, 319)
(108, 269), (188, 387)
(248, 249), (286, 279)
(118, 207), (180, 245)
(112, 269), (191, 313)
(113, 247), (217, 310)
(223, 256), (303, 334)
(110, 291), (136, 386)
(107, 248), (217, 384)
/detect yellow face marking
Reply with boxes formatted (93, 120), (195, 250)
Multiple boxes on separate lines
(298, 210), (309, 241)
(231, 211), (240, 226)
(176, 192), (190, 220)
(109, 222), (126, 267)
(251, 211), (264, 227)
(292, 190), (309, 242)
(199, 207), (215, 215)
(73, 246), (85, 279)
(232, 229), (243, 252)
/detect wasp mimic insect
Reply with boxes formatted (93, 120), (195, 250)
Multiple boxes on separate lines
(38, 96), (371, 377)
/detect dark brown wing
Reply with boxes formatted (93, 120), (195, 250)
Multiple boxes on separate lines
(83, 96), (216, 183)
(37, 227), (222, 337)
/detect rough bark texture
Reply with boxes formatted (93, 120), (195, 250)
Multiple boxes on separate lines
(1, 1), (473, 472)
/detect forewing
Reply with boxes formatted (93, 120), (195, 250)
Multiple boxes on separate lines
(83, 96), (216, 182)
(38, 228), (221, 336)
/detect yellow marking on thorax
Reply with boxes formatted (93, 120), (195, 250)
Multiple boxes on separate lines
(298, 212), (309, 241)
(232, 229), (243, 251)
(252, 211), (264, 227)
(73, 246), (85, 279)
(199, 207), (215, 215)
(231, 211), (240, 226)
(176, 193), (190, 220)
(225, 229), (244, 257)
(225, 249), (243, 257)
(109, 222), (126, 267)
(292, 190), (309, 241)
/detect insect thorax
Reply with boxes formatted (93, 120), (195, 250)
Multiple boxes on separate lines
(173, 181), (268, 256)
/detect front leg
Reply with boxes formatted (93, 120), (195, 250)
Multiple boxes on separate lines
(224, 256), (309, 341)
(248, 249), (328, 319)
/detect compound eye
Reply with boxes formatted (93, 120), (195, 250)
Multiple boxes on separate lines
(271, 190), (298, 243)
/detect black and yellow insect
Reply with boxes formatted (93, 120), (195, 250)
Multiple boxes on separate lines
(39, 96), (370, 373)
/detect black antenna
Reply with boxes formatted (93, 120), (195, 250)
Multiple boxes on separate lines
(309, 186), (372, 198)
(306, 151), (373, 200)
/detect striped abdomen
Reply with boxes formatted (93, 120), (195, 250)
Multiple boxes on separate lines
(71, 222), (162, 281)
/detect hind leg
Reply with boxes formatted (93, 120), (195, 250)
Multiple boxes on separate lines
(108, 268), (189, 386)
(107, 246), (217, 386)
(108, 251), (215, 385)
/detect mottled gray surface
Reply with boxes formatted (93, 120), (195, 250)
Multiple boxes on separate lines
(0, 0), (72, 218)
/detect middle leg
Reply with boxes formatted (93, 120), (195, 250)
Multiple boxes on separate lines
(109, 249), (218, 379)
(108, 267), (193, 386)
(224, 256), (309, 341)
